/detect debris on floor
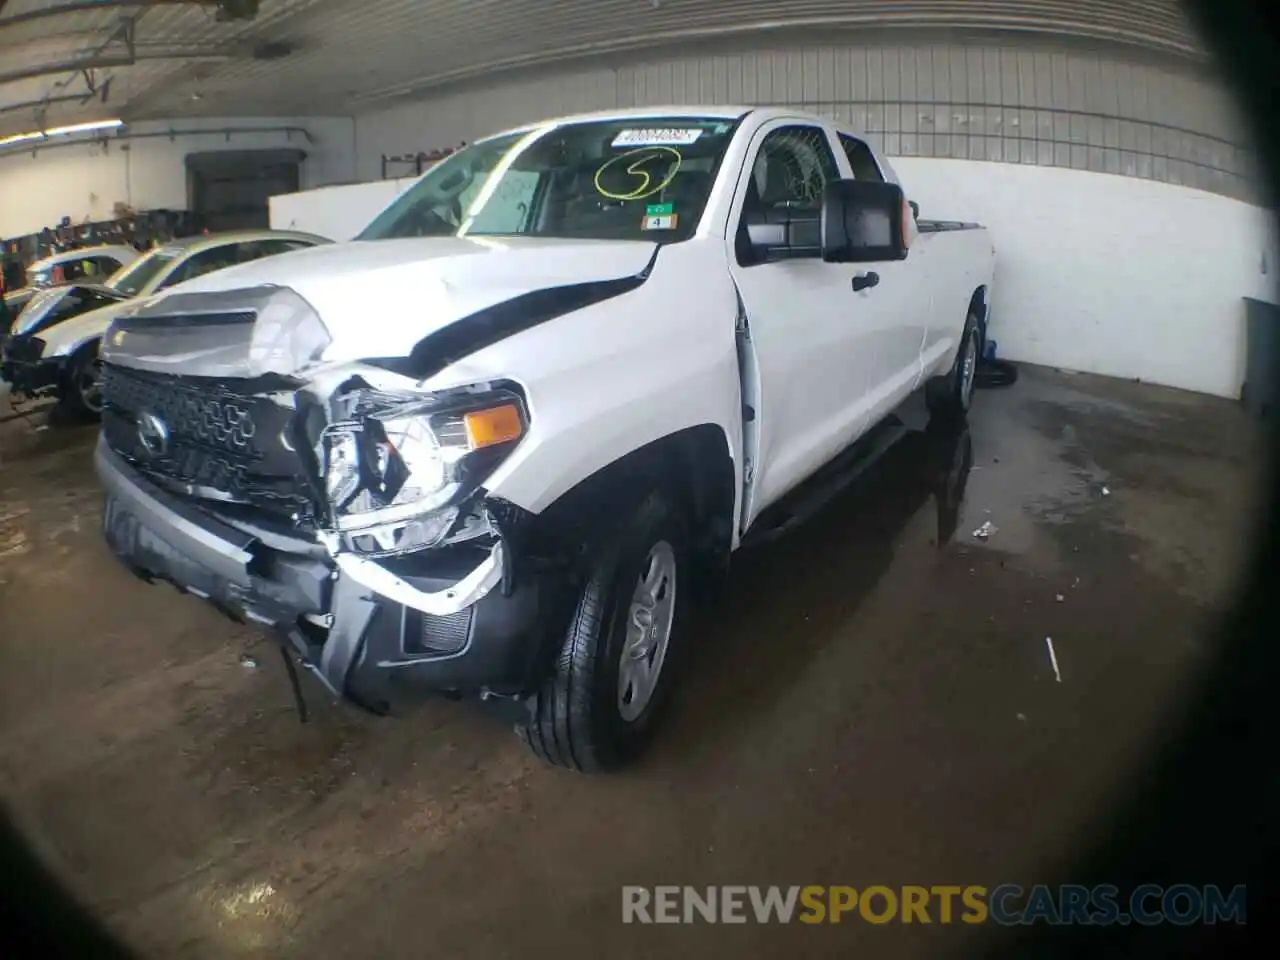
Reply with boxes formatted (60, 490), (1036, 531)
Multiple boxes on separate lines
(1101, 485), (1111, 496)
(239, 654), (259, 670)
(1045, 637), (1062, 683)
(1055, 593), (1065, 602)
(0, 530), (29, 558)
(972, 520), (997, 540)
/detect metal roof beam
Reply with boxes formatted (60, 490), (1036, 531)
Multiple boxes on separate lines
(0, 46), (242, 88)
(0, 90), (97, 116)
(0, 2), (208, 32)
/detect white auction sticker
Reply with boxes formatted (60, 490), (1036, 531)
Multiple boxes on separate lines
(612, 128), (703, 147)
(641, 214), (679, 230)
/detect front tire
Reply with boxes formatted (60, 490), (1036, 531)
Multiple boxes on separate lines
(59, 340), (104, 420)
(517, 490), (688, 772)
(926, 312), (981, 420)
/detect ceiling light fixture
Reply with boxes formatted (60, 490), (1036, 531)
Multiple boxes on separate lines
(0, 118), (124, 149)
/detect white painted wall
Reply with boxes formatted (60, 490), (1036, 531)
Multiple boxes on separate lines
(0, 116), (356, 239)
(895, 158), (1276, 398)
(269, 176), (419, 241)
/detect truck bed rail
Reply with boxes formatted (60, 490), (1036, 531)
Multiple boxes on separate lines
(917, 219), (984, 233)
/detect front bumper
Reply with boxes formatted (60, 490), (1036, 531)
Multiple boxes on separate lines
(0, 335), (62, 398)
(95, 438), (563, 712)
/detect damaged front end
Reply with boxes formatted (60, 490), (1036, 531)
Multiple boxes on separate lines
(95, 285), (571, 715)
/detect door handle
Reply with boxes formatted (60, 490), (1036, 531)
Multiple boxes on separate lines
(852, 271), (880, 292)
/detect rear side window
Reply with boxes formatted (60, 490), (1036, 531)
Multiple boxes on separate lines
(235, 239), (315, 261)
(838, 133), (885, 182)
(158, 245), (240, 289)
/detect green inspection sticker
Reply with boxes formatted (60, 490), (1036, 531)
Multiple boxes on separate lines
(646, 202), (674, 216)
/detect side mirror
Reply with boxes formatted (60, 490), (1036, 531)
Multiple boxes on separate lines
(820, 179), (910, 263)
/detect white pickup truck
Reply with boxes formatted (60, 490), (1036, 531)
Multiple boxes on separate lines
(94, 107), (994, 771)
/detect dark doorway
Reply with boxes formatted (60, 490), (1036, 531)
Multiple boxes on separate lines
(186, 149), (305, 233)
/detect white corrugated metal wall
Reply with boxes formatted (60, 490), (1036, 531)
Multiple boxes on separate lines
(352, 36), (1254, 202)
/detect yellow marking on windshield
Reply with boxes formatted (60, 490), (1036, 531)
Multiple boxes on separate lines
(594, 146), (683, 202)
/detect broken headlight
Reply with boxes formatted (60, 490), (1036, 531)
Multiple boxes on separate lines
(320, 385), (526, 555)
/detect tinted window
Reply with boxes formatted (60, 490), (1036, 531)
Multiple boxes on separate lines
(91, 255), (126, 275)
(61, 259), (92, 282)
(158, 246), (240, 289)
(106, 249), (178, 297)
(22, 288), (124, 335)
(235, 239), (315, 261)
(838, 133), (885, 182)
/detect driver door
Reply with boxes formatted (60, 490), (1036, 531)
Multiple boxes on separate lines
(728, 120), (886, 524)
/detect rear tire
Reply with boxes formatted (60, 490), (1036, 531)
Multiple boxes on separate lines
(59, 340), (104, 421)
(926, 312), (981, 420)
(517, 489), (688, 772)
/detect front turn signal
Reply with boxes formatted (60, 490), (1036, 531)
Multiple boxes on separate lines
(463, 403), (524, 450)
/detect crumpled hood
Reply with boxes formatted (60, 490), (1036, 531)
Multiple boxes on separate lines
(105, 236), (659, 376)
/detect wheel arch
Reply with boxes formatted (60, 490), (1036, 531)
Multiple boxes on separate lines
(968, 284), (990, 350)
(513, 423), (738, 595)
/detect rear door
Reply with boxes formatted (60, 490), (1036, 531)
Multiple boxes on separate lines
(835, 131), (931, 418)
(727, 119), (886, 523)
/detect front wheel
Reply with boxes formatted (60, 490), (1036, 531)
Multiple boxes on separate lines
(60, 341), (105, 420)
(517, 490), (688, 772)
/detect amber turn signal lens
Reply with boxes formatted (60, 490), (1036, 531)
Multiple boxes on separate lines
(463, 403), (523, 449)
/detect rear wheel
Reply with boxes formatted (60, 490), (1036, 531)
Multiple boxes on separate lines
(60, 340), (104, 420)
(517, 489), (688, 772)
(926, 312), (981, 420)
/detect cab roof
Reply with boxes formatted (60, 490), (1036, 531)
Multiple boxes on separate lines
(478, 105), (833, 142)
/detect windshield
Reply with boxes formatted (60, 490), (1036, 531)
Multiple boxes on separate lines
(358, 116), (742, 244)
(104, 249), (177, 297)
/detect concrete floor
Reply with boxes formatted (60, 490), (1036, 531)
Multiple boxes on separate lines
(0, 366), (1263, 959)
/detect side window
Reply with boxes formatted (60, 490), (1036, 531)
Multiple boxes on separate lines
(736, 124), (841, 264)
(749, 125), (840, 213)
(838, 133), (885, 182)
(158, 246), (238, 289)
(233, 241), (268, 263)
(237, 239), (311, 261)
(61, 258), (91, 282)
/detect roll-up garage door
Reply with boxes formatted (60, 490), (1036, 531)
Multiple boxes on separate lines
(186, 148), (305, 232)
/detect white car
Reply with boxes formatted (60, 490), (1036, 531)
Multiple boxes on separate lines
(1, 230), (328, 415)
(1, 244), (140, 318)
(94, 107), (995, 770)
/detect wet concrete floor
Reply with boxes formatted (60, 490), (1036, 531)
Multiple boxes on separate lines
(0, 365), (1264, 958)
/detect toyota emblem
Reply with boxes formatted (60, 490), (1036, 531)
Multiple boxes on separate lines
(137, 412), (170, 457)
